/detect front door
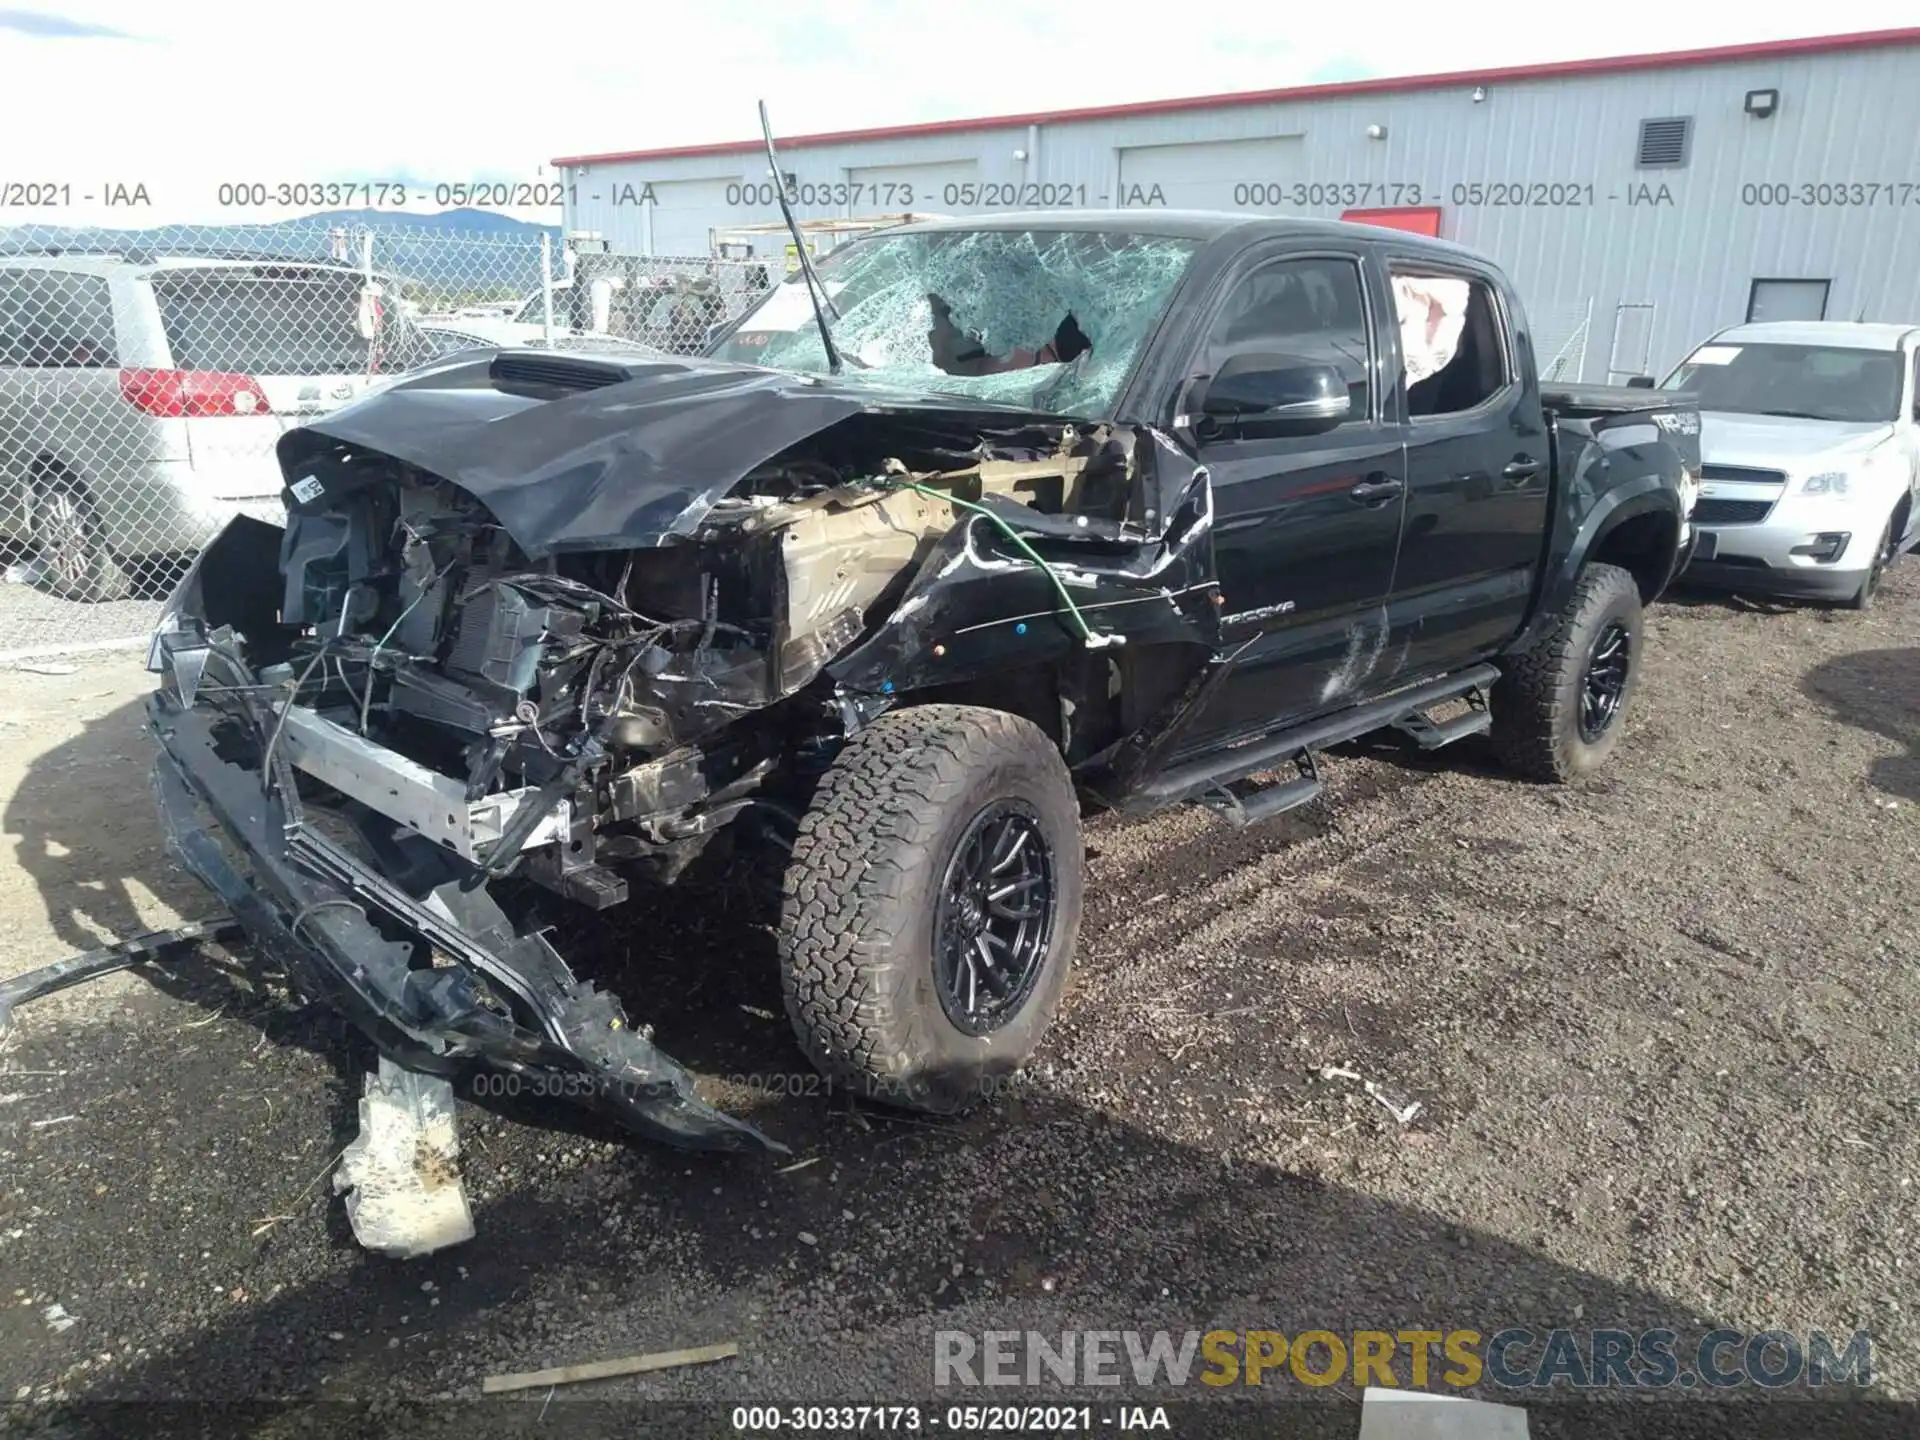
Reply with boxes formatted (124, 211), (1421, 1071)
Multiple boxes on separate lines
(1170, 248), (1408, 753)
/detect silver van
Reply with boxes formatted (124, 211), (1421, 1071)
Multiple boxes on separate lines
(0, 251), (435, 600)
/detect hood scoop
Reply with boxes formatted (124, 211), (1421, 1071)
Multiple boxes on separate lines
(489, 351), (649, 398)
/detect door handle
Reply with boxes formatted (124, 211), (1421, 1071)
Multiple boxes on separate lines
(1503, 457), (1543, 483)
(1349, 475), (1404, 505)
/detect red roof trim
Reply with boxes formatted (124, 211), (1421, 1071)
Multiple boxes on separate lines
(552, 28), (1920, 168)
(1342, 206), (1445, 237)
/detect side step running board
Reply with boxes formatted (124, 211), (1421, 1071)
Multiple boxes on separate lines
(1118, 663), (1503, 816)
(1197, 751), (1322, 829)
(1389, 682), (1493, 749)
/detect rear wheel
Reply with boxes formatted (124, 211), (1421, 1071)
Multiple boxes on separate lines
(776, 704), (1083, 1114)
(29, 478), (130, 602)
(1491, 562), (1644, 783)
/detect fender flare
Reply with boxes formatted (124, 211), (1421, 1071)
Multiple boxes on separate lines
(1517, 478), (1681, 653)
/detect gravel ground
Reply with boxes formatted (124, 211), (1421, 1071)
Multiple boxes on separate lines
(0, 567), (1916, 1436)
(0, 575), (157, 661)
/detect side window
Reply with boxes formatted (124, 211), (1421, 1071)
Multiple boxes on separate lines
(0, 271), (117, 367)
(1392, 270), (1509, 418)
(1199, 255), (1372, 424)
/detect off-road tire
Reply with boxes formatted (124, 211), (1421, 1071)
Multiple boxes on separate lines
(776, 704), (1083, 1114)
(1491, 561), (1643, 783)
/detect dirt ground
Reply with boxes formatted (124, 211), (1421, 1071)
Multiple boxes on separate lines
(0, 566), (1916, 1435)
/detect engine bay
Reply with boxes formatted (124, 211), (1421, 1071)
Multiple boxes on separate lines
(219, 407), (1205, 909)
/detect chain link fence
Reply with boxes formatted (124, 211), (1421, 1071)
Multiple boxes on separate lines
(0, 222), (777, 659)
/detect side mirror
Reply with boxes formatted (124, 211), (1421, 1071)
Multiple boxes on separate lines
(1626, 374), (1655, 389)
(1197, 352), (1350, 432)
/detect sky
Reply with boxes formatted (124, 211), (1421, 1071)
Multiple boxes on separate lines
(3, 1), (1917, 228)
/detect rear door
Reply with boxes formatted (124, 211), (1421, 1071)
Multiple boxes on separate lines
(145, 264), (414, 497)
(1379, 256), (1550, 677)
(1165, 242), (1409, 750)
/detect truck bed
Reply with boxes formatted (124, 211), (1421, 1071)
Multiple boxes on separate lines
(1544, 383), (1701, 475)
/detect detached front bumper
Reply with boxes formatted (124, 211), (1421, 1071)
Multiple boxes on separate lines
(144, 683), (783, 1155)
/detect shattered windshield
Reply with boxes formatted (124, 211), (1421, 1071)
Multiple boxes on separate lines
(707, 228), (1201, 419)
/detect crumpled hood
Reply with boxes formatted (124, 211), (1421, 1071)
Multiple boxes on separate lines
(274, 349), (1080, 558)
(1700, 411), (1895, 472)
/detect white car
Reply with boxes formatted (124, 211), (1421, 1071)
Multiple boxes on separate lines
(0, 250), (437, 600)
(1662, 321), (1920, 609)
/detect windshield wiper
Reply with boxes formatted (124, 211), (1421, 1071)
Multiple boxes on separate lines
(1754, 408), (1834, 421)
(756, 101), (857, 376)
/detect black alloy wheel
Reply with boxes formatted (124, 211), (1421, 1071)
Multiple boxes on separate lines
(1578, 619), (1632, 743)
(933, 799), (1055, 1036)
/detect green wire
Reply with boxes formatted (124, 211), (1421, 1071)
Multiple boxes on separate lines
(878, 477), (1113, 647)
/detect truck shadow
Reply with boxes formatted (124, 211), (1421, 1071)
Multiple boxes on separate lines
(1802, 647), (1920, 803)
(17, 1068), (1776, 1435)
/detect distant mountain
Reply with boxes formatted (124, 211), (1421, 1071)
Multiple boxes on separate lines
(0, 209), (564, 294)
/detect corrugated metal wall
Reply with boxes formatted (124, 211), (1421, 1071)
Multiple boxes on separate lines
(558, 43), (1920, 381)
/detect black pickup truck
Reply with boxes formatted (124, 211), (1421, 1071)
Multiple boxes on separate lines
(144, 212), (1700, 1153)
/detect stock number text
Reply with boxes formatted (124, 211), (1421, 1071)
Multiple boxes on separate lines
(218, 182), (412, 208)
(730, 1406), (923, 1431)
(1741, 182), (1920, 207)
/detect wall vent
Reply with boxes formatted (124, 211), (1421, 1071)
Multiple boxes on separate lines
(1636, 117), (1692, 168)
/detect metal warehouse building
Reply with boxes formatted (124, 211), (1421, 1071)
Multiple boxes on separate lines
(553, 27), (1920, 383)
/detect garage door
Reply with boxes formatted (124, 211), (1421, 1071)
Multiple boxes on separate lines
(845, 159), (978, 215)
(1116, 135), (1304, 211)
(642, 177), (736, 256)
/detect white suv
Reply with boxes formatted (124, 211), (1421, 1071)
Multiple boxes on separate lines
(0, 250), (436, 600)
(1662, 321), (1920, 609)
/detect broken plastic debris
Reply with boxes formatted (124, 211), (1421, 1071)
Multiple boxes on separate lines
(1316, 1065), (1423, 1124)
(1359, 1385), (1531, 1439)
(1364, 1081), (1424, 1126)
(42, 1303), (76, 1333)
(333, 1057), (475, 1258)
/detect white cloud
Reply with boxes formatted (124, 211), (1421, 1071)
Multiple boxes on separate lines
(5, 0), (1916, 226)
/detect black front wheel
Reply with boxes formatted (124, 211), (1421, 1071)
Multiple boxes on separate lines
(777, 704), (1083, 1114)
(1492, 562), (1645, 782)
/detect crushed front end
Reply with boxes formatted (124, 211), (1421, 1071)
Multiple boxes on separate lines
(143, 492), (797, 1153)
(142, 349), (1221, 1153)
